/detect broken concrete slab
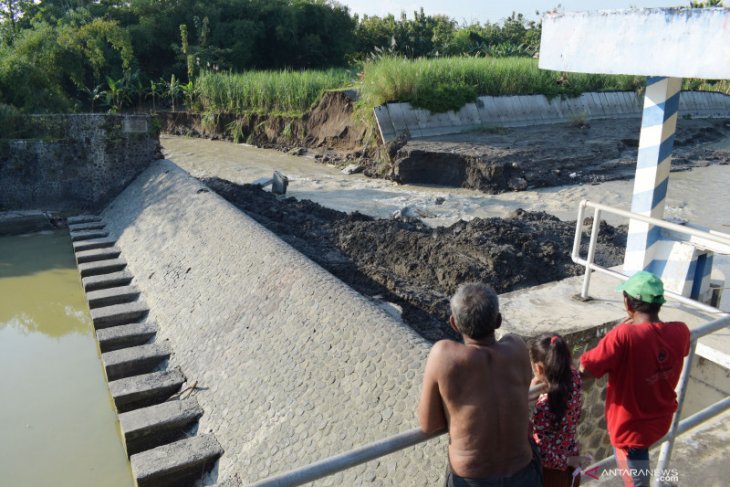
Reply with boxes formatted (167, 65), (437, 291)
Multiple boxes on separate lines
(103, 342), (171, 381)
(75, 246), (122, 264)
(110, 370), (186, 412)
(68, 221), (106, 232)
(91, 300), (148, 328)
(96, 321), (157, 352)
(131, 434), (223, 487)
(67, 214), (101, 225)
(69, 229), (109, 241)
(78, 257), (128, 278)
(87, 285), (141, 309)
(82, 270), (134, 292)
(73, 237), (117, 252)
(272, 170), (288, 195)
(120, 398), (204, 454)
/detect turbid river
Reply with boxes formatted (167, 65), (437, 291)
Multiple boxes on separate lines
(162, 134), (730, 310)
(0, 231), (134, 487)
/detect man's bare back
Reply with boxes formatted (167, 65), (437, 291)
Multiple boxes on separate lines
(418, 283), (539, 485)
(420, 334), (533, 477)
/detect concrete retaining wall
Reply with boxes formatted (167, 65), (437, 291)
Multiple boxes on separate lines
(101, 160), (446, 485)
(0, 114), (158, 212)
(374, 91), (730, 142)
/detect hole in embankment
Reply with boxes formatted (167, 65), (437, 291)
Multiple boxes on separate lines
(0, 230), (134, 487)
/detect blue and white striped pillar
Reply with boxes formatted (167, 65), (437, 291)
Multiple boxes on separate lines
(623, 76), (682, 274)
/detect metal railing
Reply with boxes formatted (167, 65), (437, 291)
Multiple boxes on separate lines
(571, 200), (730, 314)
(247, 202), (730, 487)
(247, 384), (547, 487)
(248, 309), (730, 486)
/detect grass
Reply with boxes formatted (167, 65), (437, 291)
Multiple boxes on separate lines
(196, 69), (355, 116)
(357, 56), (647, 113)
(192, 57), (730, 118)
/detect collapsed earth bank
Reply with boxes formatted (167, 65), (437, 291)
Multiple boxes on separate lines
(161, 90), (730, 193)
(203, 177), (627, 342)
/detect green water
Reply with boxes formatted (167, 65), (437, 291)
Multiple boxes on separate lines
(0, 231), (135, 487)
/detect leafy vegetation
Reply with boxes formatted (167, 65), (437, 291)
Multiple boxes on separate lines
(0, 1), (727, 115)
(196, 69), (354, 116)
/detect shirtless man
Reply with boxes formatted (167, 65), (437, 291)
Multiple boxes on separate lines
(418, 282), (542, 486)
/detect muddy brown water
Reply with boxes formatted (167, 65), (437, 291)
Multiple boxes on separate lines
(0, 231), (134, 487)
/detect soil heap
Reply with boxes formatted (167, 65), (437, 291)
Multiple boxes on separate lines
(204, 177), (627, 341)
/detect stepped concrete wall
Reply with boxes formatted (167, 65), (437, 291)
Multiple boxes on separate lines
(0, 114), (158, 212)
(101, 160), (446, 486)
(375, 91), (730, 142)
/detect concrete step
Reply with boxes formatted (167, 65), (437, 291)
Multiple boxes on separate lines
(97, 321), (157, 352)
(78, 257), (127, 278)
(67, 214), (101, 225)
(131, 434), (223, 487)
(73, 237), (117, 252)
(69, 229), (109, 242)
(91, 301), (148, 329)
(87, 285), (141, 309)
(83, 270), (134, 292)
(68, 221), (105, 232)
(103, 343), (171, 381)
(110, 370), (186, 413)
(120, 398), (204, 455)
(75, 246), (122, 264)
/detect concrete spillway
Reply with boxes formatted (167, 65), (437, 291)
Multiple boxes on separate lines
(99, 159), (445, 485)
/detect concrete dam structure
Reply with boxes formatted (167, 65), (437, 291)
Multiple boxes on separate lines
(100, 159), (447, 485)
(4, 94), (729, 484)
(91, 157), (627, 485)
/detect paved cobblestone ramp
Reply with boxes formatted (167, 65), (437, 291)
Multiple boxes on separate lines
(68, 215), (228, 486)
(101, 160), (446, 485)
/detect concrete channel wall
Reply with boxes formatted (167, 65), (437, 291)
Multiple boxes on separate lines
(0, 114), (158, 212)
(374, 91), (730, 142)
(101, 160), (446, 486)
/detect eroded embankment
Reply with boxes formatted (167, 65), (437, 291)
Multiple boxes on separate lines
(159, 91), (730, 194)
(390, 117), (730, 192)
(158, 90), (375, 168)
(100, 160), (446, 485)
(203, 177), (628, 342)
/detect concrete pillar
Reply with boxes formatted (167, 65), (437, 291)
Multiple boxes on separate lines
(624, 76), (682, 274)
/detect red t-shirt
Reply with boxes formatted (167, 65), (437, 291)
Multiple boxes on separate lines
(580, 321), (690, 449)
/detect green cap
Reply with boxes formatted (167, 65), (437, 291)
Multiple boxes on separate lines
(617, 271), (666, 304)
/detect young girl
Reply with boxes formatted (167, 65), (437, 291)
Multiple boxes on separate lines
(530, 334), (588, 487)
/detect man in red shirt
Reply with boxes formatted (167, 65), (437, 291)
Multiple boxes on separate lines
(579, 271), (690, 487)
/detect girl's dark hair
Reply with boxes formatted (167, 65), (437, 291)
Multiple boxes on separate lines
(529, 334), (573, 424)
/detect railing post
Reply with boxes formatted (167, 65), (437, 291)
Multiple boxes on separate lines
(580, 207), (602, 300)
(654, 338), (698, 486)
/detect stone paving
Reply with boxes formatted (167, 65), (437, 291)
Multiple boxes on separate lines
(102, 160), (448, 485)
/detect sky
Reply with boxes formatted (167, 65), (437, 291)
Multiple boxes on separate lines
(338, 1), (680, 23)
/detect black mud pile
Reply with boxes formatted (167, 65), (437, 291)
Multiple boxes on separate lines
(204, 177), (627, 341)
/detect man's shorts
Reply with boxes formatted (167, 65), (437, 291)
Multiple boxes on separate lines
(446, 442), (543, 487)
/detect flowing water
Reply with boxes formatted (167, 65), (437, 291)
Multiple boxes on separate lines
(0, 231), (134, 487)
(162, 135), (730, 310)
